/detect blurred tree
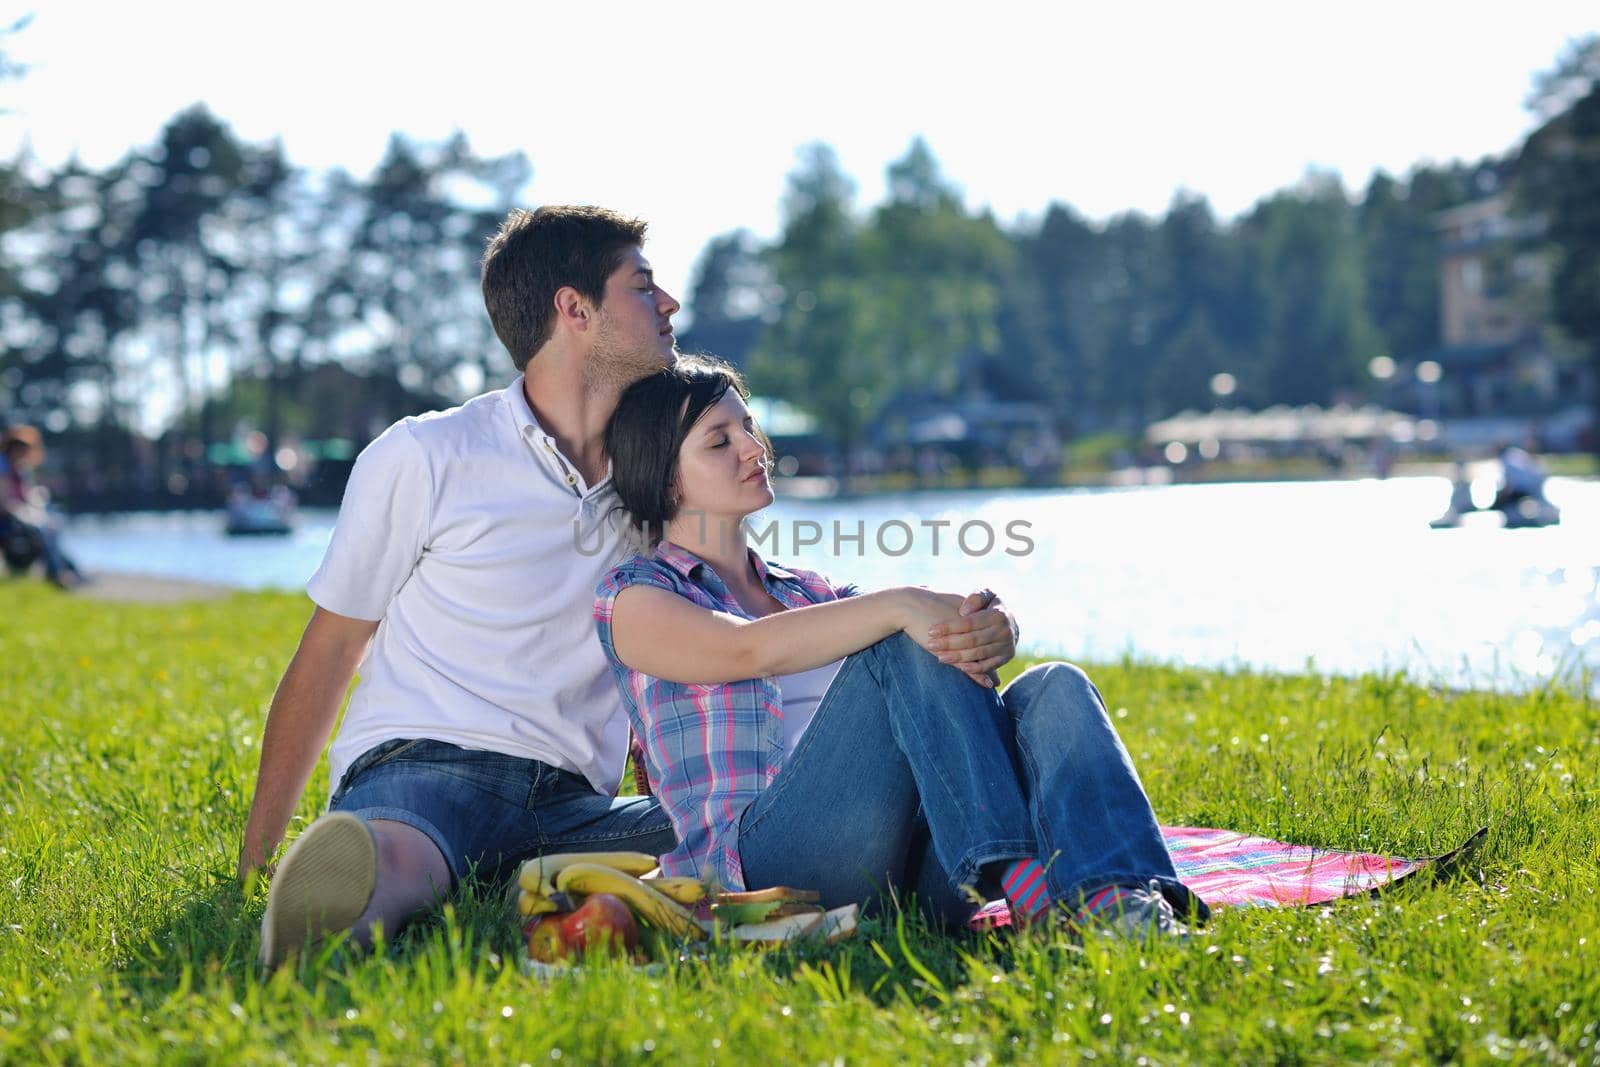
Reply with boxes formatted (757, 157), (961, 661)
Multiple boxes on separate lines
(884, 136), (958, 212)
(1094, 213), (1163, 421)
(1000, 203), (1111, 431)
(1528, 34), (1600, 121)
(748, 144), (876, 447)
(223, 140), (317, 456)
(1357, 165), (1470, 369)
(1520, 37), (1600, 455)
(13, 161), (145, 491)
(0, 15), (57, 433)
(341, 132), (526, 434)
(773, 142), (857, 271)
(753, 140), (1014, 452)
(677, 229), (774, 366)
(0, 16), (35, 303)
(127, 105), (252, 457)
(1156, 308), (1227, 413)
(1147, 193), (1241, 414)
(860, 138), (1012, 400)
(1237, 174), (1381, 405)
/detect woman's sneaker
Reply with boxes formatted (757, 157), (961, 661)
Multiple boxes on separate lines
(1068, 881), (1195, 942)
(259, 812), (378, 970)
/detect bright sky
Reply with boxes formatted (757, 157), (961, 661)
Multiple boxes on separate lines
(2, 0), (1596, 307)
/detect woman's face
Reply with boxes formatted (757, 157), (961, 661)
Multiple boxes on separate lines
(673, 390), (773, 522)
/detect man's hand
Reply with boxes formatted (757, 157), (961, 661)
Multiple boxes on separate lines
(926, 588), (1018, 689)
(239, 813), (294, 883)
(238, 852), (277, 890)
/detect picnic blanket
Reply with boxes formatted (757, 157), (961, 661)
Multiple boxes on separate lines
(969, 825), (1485, 929)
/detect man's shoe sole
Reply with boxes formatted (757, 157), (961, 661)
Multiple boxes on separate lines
(259, 812), (377, 970)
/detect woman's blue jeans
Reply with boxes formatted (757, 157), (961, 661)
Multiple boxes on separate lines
(736, 633), (1205, 928)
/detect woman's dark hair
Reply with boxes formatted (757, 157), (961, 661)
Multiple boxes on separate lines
(605, 355), (769, 543)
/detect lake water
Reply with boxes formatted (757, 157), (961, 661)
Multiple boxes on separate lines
(59, 477), (1600, 694)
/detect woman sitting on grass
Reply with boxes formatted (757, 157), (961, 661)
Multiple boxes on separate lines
(594, 357), (1207, 935)
(1, 425), (85, 589)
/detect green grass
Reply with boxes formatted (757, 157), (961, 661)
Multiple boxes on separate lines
(2, 582), (1598, 1064)
(1544, 454), (1600, 478)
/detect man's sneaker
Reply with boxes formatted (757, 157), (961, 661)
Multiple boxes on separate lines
(1070, 882), (1196, 942)
(259, 812), (378, 970)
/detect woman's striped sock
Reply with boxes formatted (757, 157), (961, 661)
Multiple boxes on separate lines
(1000, 858), (1053, 924)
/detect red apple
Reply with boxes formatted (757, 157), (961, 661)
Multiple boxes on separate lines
(558, 893), (638, 955)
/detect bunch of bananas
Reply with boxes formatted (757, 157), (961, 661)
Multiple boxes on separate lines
(511, 851), (858, 962)
(514, 851), (707, 940)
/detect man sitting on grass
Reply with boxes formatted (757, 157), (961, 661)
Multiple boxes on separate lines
(238, 206), (685, 969)
(235, 203), (1028, 969)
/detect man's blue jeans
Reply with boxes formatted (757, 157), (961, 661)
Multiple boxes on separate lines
(329, 739), (675, 888)
(737, 633), (1205, 927)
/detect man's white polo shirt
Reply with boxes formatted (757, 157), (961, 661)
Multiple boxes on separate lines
(308, 379), (634, 799)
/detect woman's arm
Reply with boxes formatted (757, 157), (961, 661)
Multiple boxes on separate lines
(608, 585), (962, 684)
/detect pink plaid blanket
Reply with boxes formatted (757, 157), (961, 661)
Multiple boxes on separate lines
(968, 826), (1484, 929)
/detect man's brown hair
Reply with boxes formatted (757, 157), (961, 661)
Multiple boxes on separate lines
(480, 206), (648, 371)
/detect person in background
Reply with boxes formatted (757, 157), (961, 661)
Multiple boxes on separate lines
(1446, 460), (1476, 515)
(1492, 440), (1547, 512)
(1, 425), (85, 589)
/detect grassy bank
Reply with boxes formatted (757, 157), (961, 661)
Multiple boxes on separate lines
(1, 583), (1596, 1064)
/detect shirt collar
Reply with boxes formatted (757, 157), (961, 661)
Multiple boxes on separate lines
(654, 541), (797, 585)
(502, 377), (614, 491)
(503, 377), (541, 438)
(653, 541), (706, 579)
(753, 555), (797, 582)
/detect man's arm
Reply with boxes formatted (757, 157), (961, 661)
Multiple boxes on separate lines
(237, 606), (379, 881)
(926, 588), (1019, 687)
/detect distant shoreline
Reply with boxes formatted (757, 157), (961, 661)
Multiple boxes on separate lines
(45, 459), (1599, 515)
(780, 461), (1600, 500)
(72, 572), (236, 603)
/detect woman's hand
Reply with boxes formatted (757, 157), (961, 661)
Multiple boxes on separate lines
(927, 589), (1018, 689)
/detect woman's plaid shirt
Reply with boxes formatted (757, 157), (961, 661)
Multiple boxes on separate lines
(594, 541), (852, 891)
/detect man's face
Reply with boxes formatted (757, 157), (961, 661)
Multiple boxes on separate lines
(590, 246), (681, 386)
